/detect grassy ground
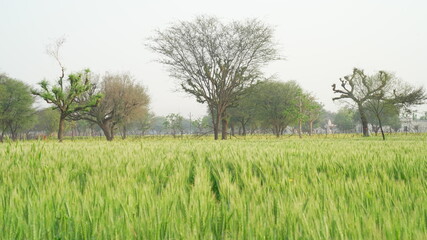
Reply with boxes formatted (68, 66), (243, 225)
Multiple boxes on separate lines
(0, 134), (426, 239)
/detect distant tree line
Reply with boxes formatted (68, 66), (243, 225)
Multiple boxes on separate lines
(0, 71), (425, 142)
(1, 16), (426, 142)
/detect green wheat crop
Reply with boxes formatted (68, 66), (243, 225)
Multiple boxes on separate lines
(0, 135), (426, 239)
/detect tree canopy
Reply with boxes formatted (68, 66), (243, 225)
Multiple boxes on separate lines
(243, 80), (302, 137)
(0, 74), (35, 141)
(148, 16), (281, 140)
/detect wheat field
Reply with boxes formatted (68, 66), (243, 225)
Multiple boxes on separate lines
(0, 135), (426, 239)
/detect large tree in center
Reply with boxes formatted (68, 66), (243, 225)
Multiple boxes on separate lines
(148, 16), (280, 140)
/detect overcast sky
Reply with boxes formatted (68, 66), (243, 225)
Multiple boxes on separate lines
(1, 0), (426, 118)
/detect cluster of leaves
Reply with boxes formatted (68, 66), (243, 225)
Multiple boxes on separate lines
(33, 70), (102, 117)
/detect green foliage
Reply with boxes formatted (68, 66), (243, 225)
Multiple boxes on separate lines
(300, 94), (323, 122)
(163, 113), (184, 137)
(32, 70), (102, 118)
(228, 80), (323, 136)
(387, 113), (402, 131)
(237, 80), (303, 136)
(365, 101), (401, 131)
(334, 108), (356, 132)
(0, 135), (426, 239)
(0, 74), (35, 140)
(228, 88), (258, 135)
(32, 108), (60, 136)
(129, 112), (154, 135)
(32, 69), (102, 141)
(192, 116), (212, 135)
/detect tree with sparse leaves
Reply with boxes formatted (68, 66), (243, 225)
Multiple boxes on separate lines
(32, 108), (60, 137)
(332, 68), (426, 137)
(31, 39), (102, 142)
(164, 113), (184, 137)
(148, 16), (280, 140)
(228, 88), (257, 136)
(304, 95), (323, 136)
(70, 72), (150, 141)
(365, 101), (400, 138)
(334, 108), (357, 133)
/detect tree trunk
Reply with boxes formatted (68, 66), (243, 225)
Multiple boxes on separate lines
(230, 123), (235, 136)
(274, 125), (280, 137)
(110, 124), (115, 140)
(122, 125), (127, 140)
(213, 124), (219, 140)
(377, 115), (386, 140)
(357, 104), (370, 137)
(211, 107), (220, 140)
(242, 123), (246, 136)
(8, 123), (18, 141)
(11, 131), (17, 141)
(0, 129), (5, 142)
(309, 121), (313, 136)
(221, 118), (228, 140)
(100, 123), (114, 141)
(58, 116), (65, 142)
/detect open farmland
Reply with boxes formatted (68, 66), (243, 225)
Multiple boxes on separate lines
(0, 135), (426, 239)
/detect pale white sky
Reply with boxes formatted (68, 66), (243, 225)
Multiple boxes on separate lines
(1, 0), (426, 117)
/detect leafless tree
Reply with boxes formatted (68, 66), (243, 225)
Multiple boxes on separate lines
(148, 16), (281, 140)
